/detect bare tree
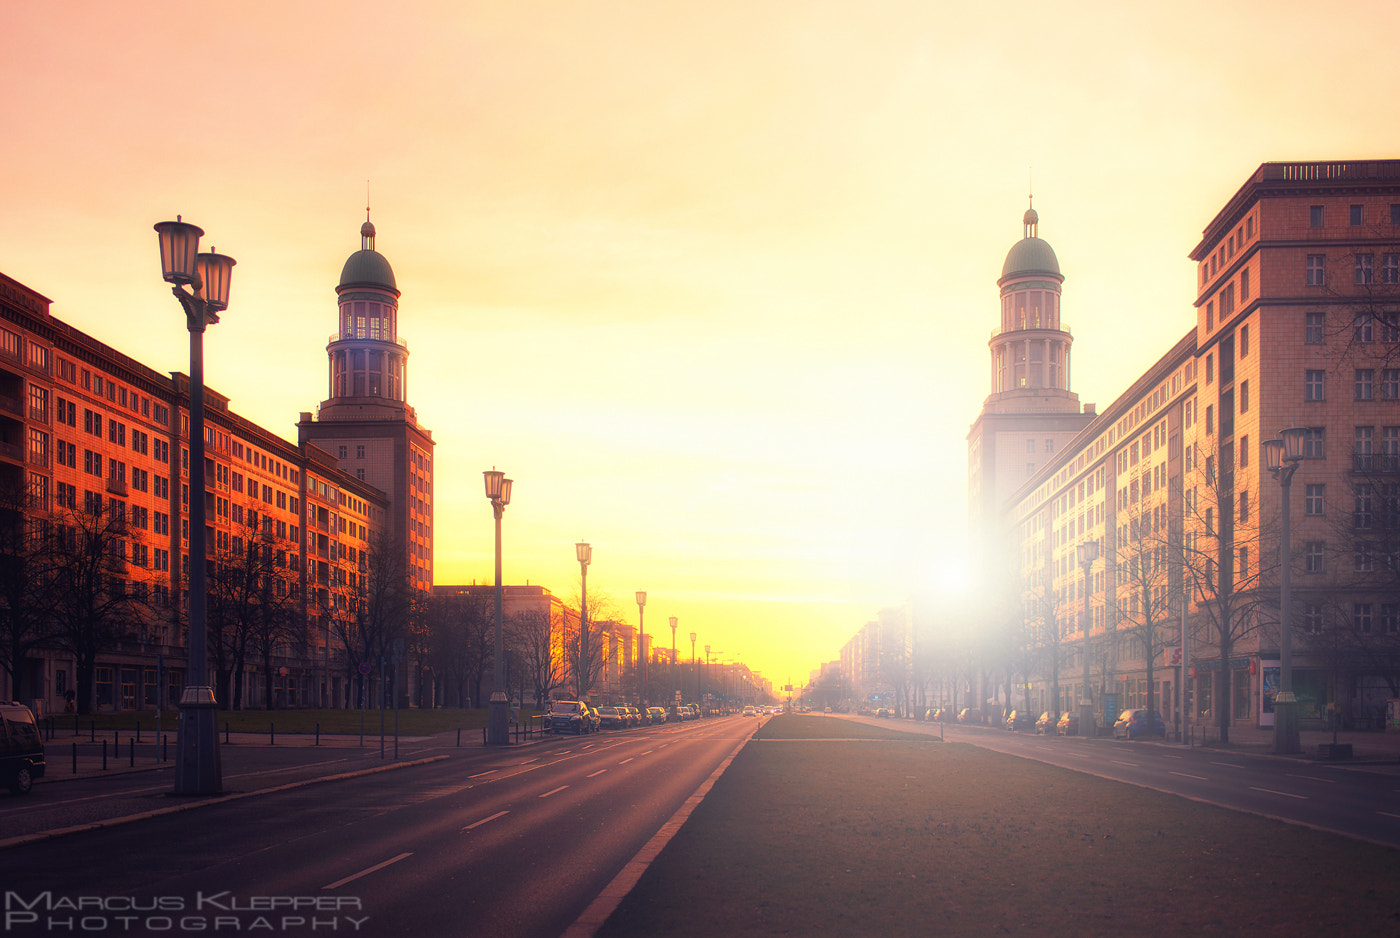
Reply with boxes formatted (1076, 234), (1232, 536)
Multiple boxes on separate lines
(0, 479), (59, 703)
(507, 607), (565, 708)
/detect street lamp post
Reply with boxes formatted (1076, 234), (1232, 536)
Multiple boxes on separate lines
(669, 617), (678, 706)
(704, 644), (710, 715)
(689, 632), (697, 705)
(1264, 427), (1307, 755)
(1077, 540), (1099, 740)
(635, 591), (647, 705)
(156, 217), (234, 796)
(483, 470), (513, 745)
(577, 542), (592, 700)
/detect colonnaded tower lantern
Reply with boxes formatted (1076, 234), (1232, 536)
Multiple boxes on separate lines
(299, 215), (435, 593)
(966, 201), (1094, 584)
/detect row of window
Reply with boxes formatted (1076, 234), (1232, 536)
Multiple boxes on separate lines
(1304, 252), (1400, 286)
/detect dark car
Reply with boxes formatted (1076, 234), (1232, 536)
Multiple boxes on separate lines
(0, 702), (45, 795)
(1056, 710), (1080, 736)
(547, 700), (592, 735)
(596, 706), (626, 730)
(1113, 709), (1166, 740)
(1035, 711), (1056, 735)
(957, 708), (982, 724)
(646, 706), (667, 725)
(1004, 710), (1033, 732)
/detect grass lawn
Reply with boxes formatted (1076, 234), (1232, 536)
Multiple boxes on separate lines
(599, 715), (1400, 937)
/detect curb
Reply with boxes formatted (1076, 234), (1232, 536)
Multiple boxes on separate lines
(0, 755), (450, 852)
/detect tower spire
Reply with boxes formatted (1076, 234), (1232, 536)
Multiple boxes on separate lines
(361, 182), (376, 251)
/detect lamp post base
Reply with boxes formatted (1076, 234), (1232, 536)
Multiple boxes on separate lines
(1274, 693), (1301, 755)
(487, 692), (511, 745)
(1079, 701), (1096, 739)
(172, 686), (222, 796)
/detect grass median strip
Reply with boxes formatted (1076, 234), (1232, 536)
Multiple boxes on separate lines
(598, 716), (1400, 937)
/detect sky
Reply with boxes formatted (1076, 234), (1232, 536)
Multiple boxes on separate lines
(5, 0), (1400, 692)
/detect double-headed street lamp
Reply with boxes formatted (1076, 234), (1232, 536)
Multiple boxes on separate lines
(689, 631), (697, 705)
(1264, 427), (1307, 755)
(483, 470), (513, 745)
(669, 617), (678, 704)
(704, 644), (711, 713)
(155, 217), (235, 796)
(635, 591), (647, 704)
(577, 542), (592, 700)
(1077, 540), (1099, 740)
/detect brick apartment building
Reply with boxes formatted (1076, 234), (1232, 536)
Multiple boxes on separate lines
(995, 160), (1400, 735)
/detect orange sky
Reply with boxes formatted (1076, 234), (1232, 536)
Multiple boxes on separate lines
(5, 1), (1400, 690)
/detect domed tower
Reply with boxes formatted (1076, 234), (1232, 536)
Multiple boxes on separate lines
(990, 203), (1074, 398)
(299, 215), (435, 595)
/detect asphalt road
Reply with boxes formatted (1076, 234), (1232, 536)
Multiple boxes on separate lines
(841, 714), (1400, 848)
(1, 717), (754, 938)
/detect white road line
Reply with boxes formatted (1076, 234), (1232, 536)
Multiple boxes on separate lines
(1250, 787), (1307, 800)
(1170, 771), (1209, 780)
(461, 811), (509, 832)
(639, 750), (654, 756)
(539, 785), (569, 798)
(468, 770), (497, 779)
(1111, 760), (1139, 767)
(1210, 762), (1244, 769)
(587, 770), (607, 778)
(518, 758), (539, 764)
(1379, 812), (1400, 820)
(1286, 774), (1336, 783)
(618, 758), (634, 765)
(322, 852), (412, 890)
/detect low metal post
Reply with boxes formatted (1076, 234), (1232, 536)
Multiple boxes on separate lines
(456, 727), (461, 748)
(270, 722), (275, 746)
(71, 742), (76, 774)
(102, 739), (108, 771)
(129, 738), (134, 767)
(315, 723), (320, 746)
(163, 734), (168, 763)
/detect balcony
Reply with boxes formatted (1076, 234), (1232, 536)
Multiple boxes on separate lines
(1352, 454), (1400, 474)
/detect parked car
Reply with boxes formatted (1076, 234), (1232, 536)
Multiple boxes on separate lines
(1113, 709), (1166, 740)
(1035, 711), (1056, 735)
(1056, 710), (1080, 736)
(1004, 710), (1034, 732)
(547, 700), (593, 735)
(585, 708), (602, 732)
(0, 701), (45, 795)
(596, 706), (626, 730)
(647, 706), (668, 724)
(957, 709), (982, 724)
(931, 708), (951, 723)
(625, 706), (642, 727)
(742, 706), (757, 717)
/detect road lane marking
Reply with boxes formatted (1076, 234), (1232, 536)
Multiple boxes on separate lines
(1250, 787), (1307, 800)
(1379, 812), (1400, 820)
(468, 770), (497, 779)
(1170, 771), (1209, 780)
(518, 758), (539, 764)
(1111, 761), (1139, 767)
(1210, 762), (1244, 769)
(640, 750), (654, 756)
(618, 758), (634, 765)
(540, 785), (569, 798)
(323, 852), (412, 890)
(462, 811), (510, 831)
(587, 770), (607, 778)
(1286, 774), (1336, 783)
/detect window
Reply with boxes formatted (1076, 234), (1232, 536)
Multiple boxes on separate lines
(1384, 370), (1400, 400)
(1240, 435), (1250, 468)
(1306, 484), (1325, 515)
(1206, 354), (1214, 383)
(356, 445), (365, 459)
(1350, 204), (1364, 226)
(1383, 603), (1400, 635)
(27, 428), (48, 467)
(1306, 311), (1325, 343)
(1240, 380), (1250, 413)
(1305, 370), (1325, 401)
(1393, 205), (1400, 225)
(83, 450), (102, 477)
(1239, 546), (1249, 579)
(1356, 253), (1374, 285)
(1307, 255), (1326, 286)
(337, 446), (347, 458)
(1240, 323), (1250, 355)
(1357, 369), (1375, 400)
(1239, 490), (1250, 523)
(1303, 428), (1325, 458)
(1355, 485), (1374, 529)
(1305, 541), (1326, 574)
(1311, 205), (1324, 227)
(1206, 405), (1214, 434)
(1384, 254), (1399, 285)
(1240, 269), (1250, 302)
(1305, 605), (1325, 634)
(1354, 603), (1373, 632)
(1355, 313), (1374, 342)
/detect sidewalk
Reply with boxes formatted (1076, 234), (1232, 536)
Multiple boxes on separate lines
(1177, 721), (1400, 765)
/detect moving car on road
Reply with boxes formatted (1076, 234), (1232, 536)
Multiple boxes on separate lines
(0, 701), (45, 794)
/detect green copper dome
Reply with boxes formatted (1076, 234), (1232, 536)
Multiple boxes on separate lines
(1001, 237), (1060, 280)
(339, 249), (397, 292)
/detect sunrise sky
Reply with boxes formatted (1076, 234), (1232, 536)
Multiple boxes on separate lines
(5, 1), (1400, 690)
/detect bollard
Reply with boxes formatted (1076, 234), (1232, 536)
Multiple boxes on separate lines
(115, 728), (119, 750)
(102, 739), (108, 771)
(456, 727), (461, 748)
(162, 734), (168, 763)
(136, 722), (141, 744)
(90, 720), (95, 742)
(315, 723), (320, 746)
(129, 737), (134, 767)
(270, 722), (275, 746)
(482, 726), (487, 745)
(225, 722), (230, 744)
(71, 742), (77, 775)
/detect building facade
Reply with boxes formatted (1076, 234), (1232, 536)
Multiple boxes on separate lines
(1001, 160), (1400, 735)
